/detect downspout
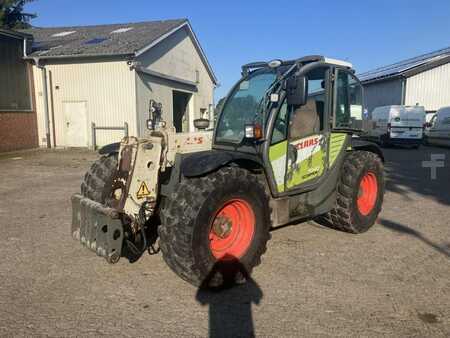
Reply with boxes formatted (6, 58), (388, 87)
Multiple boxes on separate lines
(129, 59), (141, 137)
(400, 76), (406, 106)
(34, 57), (52, 149)
(23, 36), (51, 148)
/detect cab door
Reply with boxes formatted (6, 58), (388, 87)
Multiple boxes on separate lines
(284, 66), (330, 191)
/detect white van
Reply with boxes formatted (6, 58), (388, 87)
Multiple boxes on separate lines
(424, 106), (450, 147)
(426, 112), (437, 124)
(367, 105), (426, 148)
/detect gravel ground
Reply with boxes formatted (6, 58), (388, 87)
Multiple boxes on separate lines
(0, 146), (449, 337)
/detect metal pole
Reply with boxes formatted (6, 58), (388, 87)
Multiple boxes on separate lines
(91, 122), (96, 150)
(401, 77), (406, 106)
(124, 122), (129, 137)
(41, 66), (51, 148)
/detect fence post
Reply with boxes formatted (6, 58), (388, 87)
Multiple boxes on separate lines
(124, 122), (129, 138)
(91, 122), (96, 150)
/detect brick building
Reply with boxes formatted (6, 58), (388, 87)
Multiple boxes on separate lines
(0, 29), (38, 152)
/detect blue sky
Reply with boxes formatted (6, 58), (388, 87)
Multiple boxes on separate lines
(26, 0), (450, 101)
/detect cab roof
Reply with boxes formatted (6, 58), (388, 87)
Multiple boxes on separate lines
(242, 55), (353, 74)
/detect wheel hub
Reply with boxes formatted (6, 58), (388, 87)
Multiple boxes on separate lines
(209, 199), (256, 259)
(212, 216), (233, 238)
(357, 171), (378, 216)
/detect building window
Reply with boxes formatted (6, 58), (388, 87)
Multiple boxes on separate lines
(0, 35), (32, 111)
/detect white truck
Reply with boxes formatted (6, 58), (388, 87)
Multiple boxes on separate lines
(367, 105), (426, 148)
(424, 106), (450, 147)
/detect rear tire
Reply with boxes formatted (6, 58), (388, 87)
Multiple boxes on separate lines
(81, 153), (118, 204)
(159, 167), (272, 287)
(317, 151), (384, 233)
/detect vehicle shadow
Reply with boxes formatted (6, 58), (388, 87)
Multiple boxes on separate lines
(196, 256), (263, 338)
(383, 146), (450, 206)
(379, 218), (450, 258)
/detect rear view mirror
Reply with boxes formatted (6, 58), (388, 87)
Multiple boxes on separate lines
(286, 75), (307, 106)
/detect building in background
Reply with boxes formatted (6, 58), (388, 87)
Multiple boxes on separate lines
(17, 18), (217, 149)
(0, 29), (38, 152)
(360, 47), (450, 115)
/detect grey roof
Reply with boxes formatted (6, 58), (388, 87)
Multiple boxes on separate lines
(0, 28), (33, 40)
(359, 46), (450, 83)
(19, 19), (187, 58)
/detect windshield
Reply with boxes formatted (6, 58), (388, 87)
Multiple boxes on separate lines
(215, 69), (277, 143)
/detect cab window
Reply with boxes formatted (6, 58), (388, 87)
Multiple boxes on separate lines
(335, 71), (363, 128)
(288, 67), (327, 140)
(271, 101), (288, 144)
(270, 67), (328, 145)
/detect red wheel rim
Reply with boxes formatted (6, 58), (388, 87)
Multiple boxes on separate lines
(357, 172), (378, 216)
(209, 199), (255, 259)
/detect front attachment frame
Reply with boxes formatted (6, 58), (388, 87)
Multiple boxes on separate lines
(71, 194), (124, 264)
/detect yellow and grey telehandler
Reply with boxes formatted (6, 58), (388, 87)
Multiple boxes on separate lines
(72, 56), (385, 286)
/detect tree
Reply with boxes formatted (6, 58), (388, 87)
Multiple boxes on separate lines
(0, 0), (36, 29)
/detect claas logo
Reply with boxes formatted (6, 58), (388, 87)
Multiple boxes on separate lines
(295, 137), (319, 150)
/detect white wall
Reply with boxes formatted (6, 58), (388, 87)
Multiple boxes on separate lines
(33, 59), (137, 148)
(135, 26), (215, 134)
(32, 26), (215, 147)
(405, 62), (450, 111)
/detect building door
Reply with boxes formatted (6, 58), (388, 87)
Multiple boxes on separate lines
(63, 101), (88, 147)
(172, 90), (191, 133)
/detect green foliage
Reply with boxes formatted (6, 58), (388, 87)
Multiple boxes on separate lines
(0, 0), (36, 29)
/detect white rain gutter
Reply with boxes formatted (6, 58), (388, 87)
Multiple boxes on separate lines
(28, 52), (51, 148)
(22, 36), (51, 148)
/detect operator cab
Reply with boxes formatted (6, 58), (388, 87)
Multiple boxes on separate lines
(214, 55), (363, 148)
(213, 55), (365, 196)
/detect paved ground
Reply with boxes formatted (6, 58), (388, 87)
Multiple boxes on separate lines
(0, 146), (449, 337)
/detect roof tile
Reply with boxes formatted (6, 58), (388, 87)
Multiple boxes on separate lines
(19, 19), (187, 57)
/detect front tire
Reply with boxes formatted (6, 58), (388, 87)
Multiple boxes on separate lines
(159, 167), (272, 287)
(81, 153), (118, 203)
(318, 151), (384, 233)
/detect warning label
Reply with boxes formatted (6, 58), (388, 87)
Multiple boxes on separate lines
(136, 182), (151, 199)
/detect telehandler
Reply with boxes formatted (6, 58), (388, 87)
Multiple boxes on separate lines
(72, 56), (385, 287)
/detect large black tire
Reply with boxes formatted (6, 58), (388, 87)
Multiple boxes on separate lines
(81, 153), (118, 204)
(159, 167), (272, 287)
(317, 151), (384, 234)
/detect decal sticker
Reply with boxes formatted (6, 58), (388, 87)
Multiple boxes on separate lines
(185, 136), (204, 145)
(329, 133), (347, 167)
(136, 181), (151, 199)
(286, 135), (326, 188)
(269, 141), (288, 192)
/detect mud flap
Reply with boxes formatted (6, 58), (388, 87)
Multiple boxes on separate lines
(71, 194), (124, 263)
